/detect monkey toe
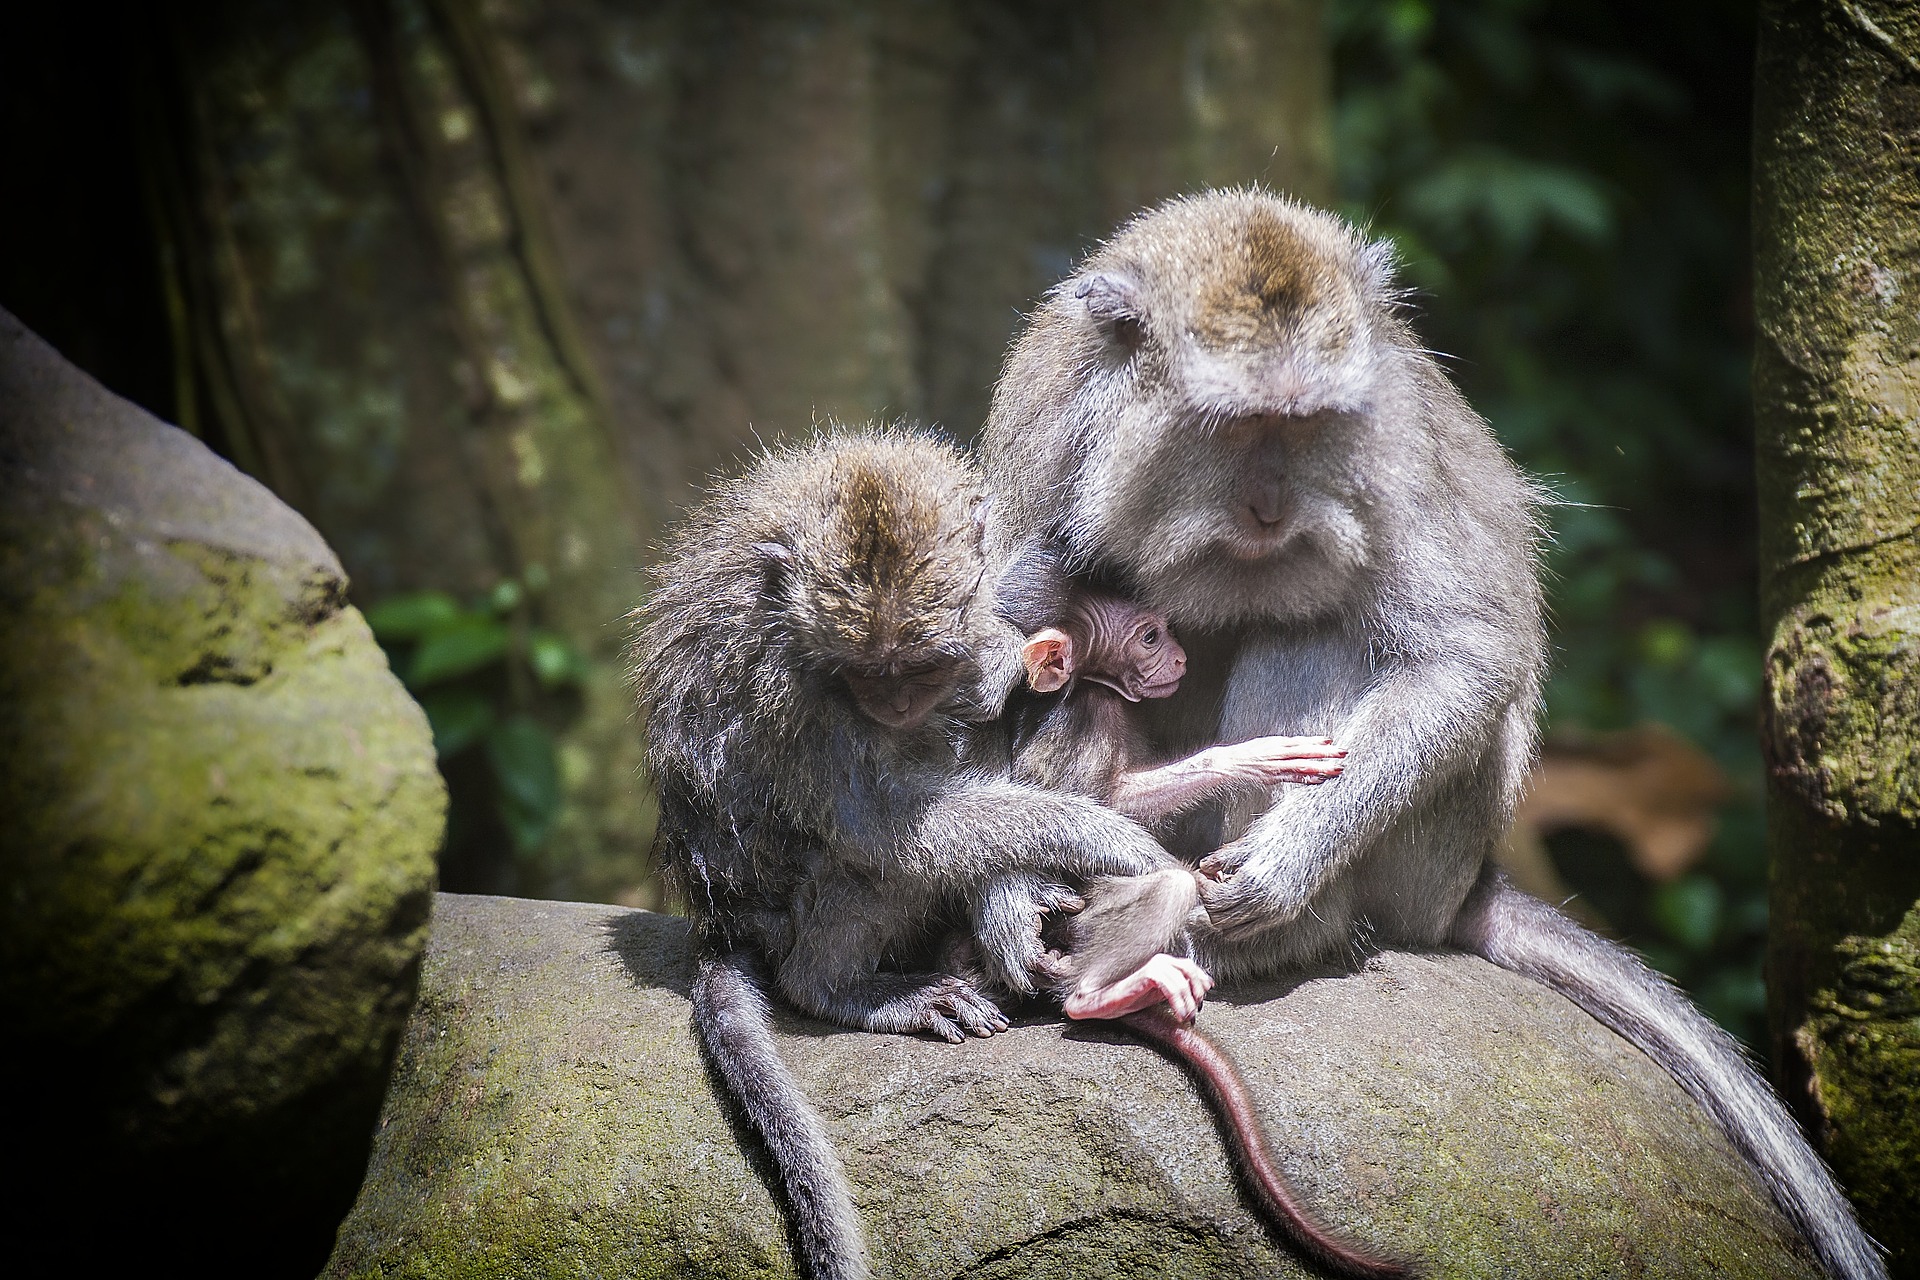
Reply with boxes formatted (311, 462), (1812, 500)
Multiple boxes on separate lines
(924, 1011), (966, 1044)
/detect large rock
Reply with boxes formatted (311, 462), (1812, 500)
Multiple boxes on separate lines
(328, 894), (1822, 1279)
(0, 309), (445, 1277)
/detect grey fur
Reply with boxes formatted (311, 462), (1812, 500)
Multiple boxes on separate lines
(631, 428), (1173, 1280)
(978, 188), (1885, 1280)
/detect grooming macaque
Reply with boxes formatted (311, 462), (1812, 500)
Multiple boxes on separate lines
(631, 429), (1175, 1280)
(980, 187), (1883, 1280)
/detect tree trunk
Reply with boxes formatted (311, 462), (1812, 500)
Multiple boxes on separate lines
(1753, 1), (1920, 1270)
(143, 0), (1332, 904)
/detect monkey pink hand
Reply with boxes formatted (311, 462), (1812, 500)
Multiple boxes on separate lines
(1220, 736), (1346, 787)
(1063, 954), (1215, 1022)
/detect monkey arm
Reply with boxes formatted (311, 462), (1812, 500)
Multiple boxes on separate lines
(1198, 649), (1514, 938)
(897, 777), (1178, 886)
(1109, 736), (1346, 822)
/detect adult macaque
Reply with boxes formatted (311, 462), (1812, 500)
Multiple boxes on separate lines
(631, 429), (1174, 1280)
(979, 188), (1884, 1280)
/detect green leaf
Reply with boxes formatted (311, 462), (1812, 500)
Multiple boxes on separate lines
(408, 616), (511, 687)
(417, 689), (495, 757)
(1638, 619), (1693, 669)
(529, 630), (588, 688)
(1652, 877), (1723, 952)
(489, 579), (524, 614)
(487, 716), (561, 855)
(364, 591), (464, 641)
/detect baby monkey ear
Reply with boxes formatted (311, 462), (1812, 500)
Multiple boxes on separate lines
(1021, 627), (1077, 694)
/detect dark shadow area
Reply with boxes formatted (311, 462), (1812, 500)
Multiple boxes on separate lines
(601, 907), (697, 999)
(0, 6), (177, 430)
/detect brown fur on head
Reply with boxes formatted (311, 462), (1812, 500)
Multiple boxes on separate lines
(751, 432), (1000, 730)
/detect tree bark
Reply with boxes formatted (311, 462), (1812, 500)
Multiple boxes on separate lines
(1753, 1), (1920, 1270)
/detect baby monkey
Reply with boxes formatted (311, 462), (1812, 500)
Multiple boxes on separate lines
(989, 559), (1406, 1279)
(991, 542), (1345, 1021)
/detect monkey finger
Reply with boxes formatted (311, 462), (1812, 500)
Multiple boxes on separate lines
(925, 1010), (966, 1044)
(1033, 950), (1073, 982)
(1167, 956), (1216, 997)
(1248, 735), (1346, 759)
(1197, 846), (1246, 881)
(1047, 892), (1087, 917)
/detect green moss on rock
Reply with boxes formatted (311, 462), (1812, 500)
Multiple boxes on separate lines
(1799, 909), (1920, 1268)
(0, 307), (445, 1278)
(326, 894), (1822, 1280)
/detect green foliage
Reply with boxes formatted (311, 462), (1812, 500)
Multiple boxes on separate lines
(1332, 0), (1768, 1045)
(369, 580), (587, 860)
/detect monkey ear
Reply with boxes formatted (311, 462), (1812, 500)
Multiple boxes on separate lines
(1357, 237), (1401, 304)
(1074, 272), (1146, 341)
(753, 541), (795, 589)
(1022, 628), (1075, 694)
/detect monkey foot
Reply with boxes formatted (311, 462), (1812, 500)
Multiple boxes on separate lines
(1063, 954), (1215, 1022)
(913, 975), (1010, 1043)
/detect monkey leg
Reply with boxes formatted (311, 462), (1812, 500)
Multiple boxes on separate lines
(1063, 954), (1214, 1022)
(780, 880), (1010, 1043)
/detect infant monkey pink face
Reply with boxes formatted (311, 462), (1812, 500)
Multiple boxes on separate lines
(1107, 607), (1185, 701)
(1021, 593), (1187, 704)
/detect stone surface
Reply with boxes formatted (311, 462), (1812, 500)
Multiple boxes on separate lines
(0, 307), (445, 1278)
(327, 893), (1822, 1280)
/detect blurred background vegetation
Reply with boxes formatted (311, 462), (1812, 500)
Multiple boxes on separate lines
(1, 0), (1768, 1045)
(1330, 0), (1769, 1043)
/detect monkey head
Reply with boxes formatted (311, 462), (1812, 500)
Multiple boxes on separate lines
(984, 189), (1419, 630)
(1022, 596), (1186, 703)
(755, 435), (1016, 731)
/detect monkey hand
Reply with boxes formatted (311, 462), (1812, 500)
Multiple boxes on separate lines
(972, 874), (1083, 996)
(909, 975), (1010, 1043)
(1194, 842), (1307, 938)
(1203, 736), (1346, 787)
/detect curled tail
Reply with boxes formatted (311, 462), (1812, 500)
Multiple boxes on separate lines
(1121, 1005), (1418, 1280)
(692, 951), (870, 1280)
(1452, 866), (1886, 1280)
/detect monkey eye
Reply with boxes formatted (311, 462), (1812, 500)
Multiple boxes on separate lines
(1141, 627), (1160, 647)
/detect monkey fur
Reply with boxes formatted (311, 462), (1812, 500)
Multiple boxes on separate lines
(988, 558), (1411, 1279)
(979, 188), (1884, 1280)
(999, 540), (1346, 827)
(631, 427), (1175, 1280)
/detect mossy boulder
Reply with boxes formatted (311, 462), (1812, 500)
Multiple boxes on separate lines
(327, 893), (1822, 1279)
(0, 308), (445, 1278)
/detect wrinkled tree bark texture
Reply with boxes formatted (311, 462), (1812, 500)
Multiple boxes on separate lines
(144, 0), (1331, 904)
(1753, 0), (1920, 1271)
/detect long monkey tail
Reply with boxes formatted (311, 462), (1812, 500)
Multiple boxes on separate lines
(1120, 1005), (1418, 1280)
(1452, 865), (1887, 1280)
(692, 950), (871, 1280)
